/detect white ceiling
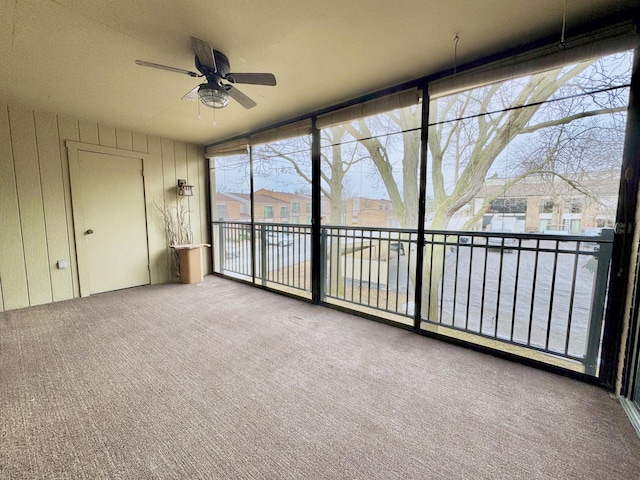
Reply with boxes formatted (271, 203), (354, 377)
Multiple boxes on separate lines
(0, 0), (637, 145)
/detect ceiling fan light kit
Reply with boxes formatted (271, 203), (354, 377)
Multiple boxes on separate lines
(198, 84), (229, 108)
(136, 36), (276, 112)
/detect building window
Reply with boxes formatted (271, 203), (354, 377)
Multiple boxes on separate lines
(570, 200), (582, 214)
(216, 204), (228, 220)
(540, 199), (554, 214)
(264, 206), (273, 219)
(281, 206), (289, 222)
(293, 202), (300, 214)
(489, 198), (527, 214)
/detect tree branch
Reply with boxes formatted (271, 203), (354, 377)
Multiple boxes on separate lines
(519, 106), (626, 134)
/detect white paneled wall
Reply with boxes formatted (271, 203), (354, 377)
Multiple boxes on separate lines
(0, 102), (209, 312)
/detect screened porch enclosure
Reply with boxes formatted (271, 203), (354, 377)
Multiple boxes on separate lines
(208, 40), (637, 382)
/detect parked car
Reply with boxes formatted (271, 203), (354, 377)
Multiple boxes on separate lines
(580, 227), (602, 252)
(267, 231), (293, 246)
(389, 242), (405, 256)
(580, 227), (602, 236)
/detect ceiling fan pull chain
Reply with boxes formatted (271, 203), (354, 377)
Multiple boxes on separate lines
(560, 0), (567, 49)
(453, 33), (460, 90)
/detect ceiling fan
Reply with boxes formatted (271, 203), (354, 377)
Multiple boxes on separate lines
(135, 36), (276, 109)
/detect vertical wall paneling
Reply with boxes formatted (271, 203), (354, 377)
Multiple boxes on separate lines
(162, 138), (177, 206)
(0, 102), (204, 310)
(98, 124), (117, 148)
(0, 104), (29, 310)
(146, 136), (170, 283)
(78, 121), (99, 144)
(34, 111), (74, 302)
(57, 116), (81, 297)
(186, 143), (202, 244)
(9, 105), (53, 306)
(116, 128), (133, 151)
(174, 141), (190, 240)
(161, 138), (177, 273)
(132, 131), (148, 153)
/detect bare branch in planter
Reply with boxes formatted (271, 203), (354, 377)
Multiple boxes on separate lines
(154, 199), (194, 281)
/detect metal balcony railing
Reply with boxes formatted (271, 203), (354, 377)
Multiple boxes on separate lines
(321, 226), (418, 321)
(212, 222), (312, 297)
(212, 221), (614, 374)
(419, 229), (613, 375)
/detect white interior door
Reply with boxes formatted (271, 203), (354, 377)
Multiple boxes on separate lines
(76, 150), (150, 294)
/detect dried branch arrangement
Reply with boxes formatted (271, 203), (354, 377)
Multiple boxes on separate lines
(154, 199), (194, 280)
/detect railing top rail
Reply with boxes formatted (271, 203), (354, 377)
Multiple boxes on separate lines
(213, 220), (312, 229)
(253, 222), (312, 227)
(321, 225), (418, 234)
(214, 220), (614, 244)
(422, 228), (614, 243)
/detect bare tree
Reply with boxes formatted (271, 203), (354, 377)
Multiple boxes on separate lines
(343, 54), (630, 318)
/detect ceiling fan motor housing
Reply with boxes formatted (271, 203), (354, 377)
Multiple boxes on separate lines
(195, 50), (231, 80)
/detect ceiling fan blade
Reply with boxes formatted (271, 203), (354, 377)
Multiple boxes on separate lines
(226, 85), (257, 109)
(181, 85), (200, 102)
(190, 36), (217, 72)
(135, 60), (199, 77)
(226, 73), (277, 86)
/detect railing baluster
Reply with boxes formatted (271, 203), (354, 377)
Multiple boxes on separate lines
(510, 240), (522, 342)
(564, 243), (581, 355)
(495, 237), (506, 338)
(359, 229), (365, 305)
(544, 241), (561, 351)
(527, 239), (541, 347)
(479, 239), (489, 334)
(465, 238), (474, 331)
(452, 236), (460, 327)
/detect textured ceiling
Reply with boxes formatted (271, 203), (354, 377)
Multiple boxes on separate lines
(0, 0), (637, 145)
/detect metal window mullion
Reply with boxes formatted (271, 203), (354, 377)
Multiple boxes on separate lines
(249, 147), (257, 284)
(414, 89), (429, 329)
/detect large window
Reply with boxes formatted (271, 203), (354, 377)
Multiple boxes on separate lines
(317, 90), (422, 323)
(426, 52), (631, 234)
(421, 50), (632, 365)
(209, 149), (252, 279)
(252, 135), (312, 225)
(318, 91), (421, 230)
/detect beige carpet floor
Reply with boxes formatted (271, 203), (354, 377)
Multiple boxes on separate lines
(1, 276), (639, 479)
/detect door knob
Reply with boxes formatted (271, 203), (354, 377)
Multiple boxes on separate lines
(85, 229), (94, 235)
